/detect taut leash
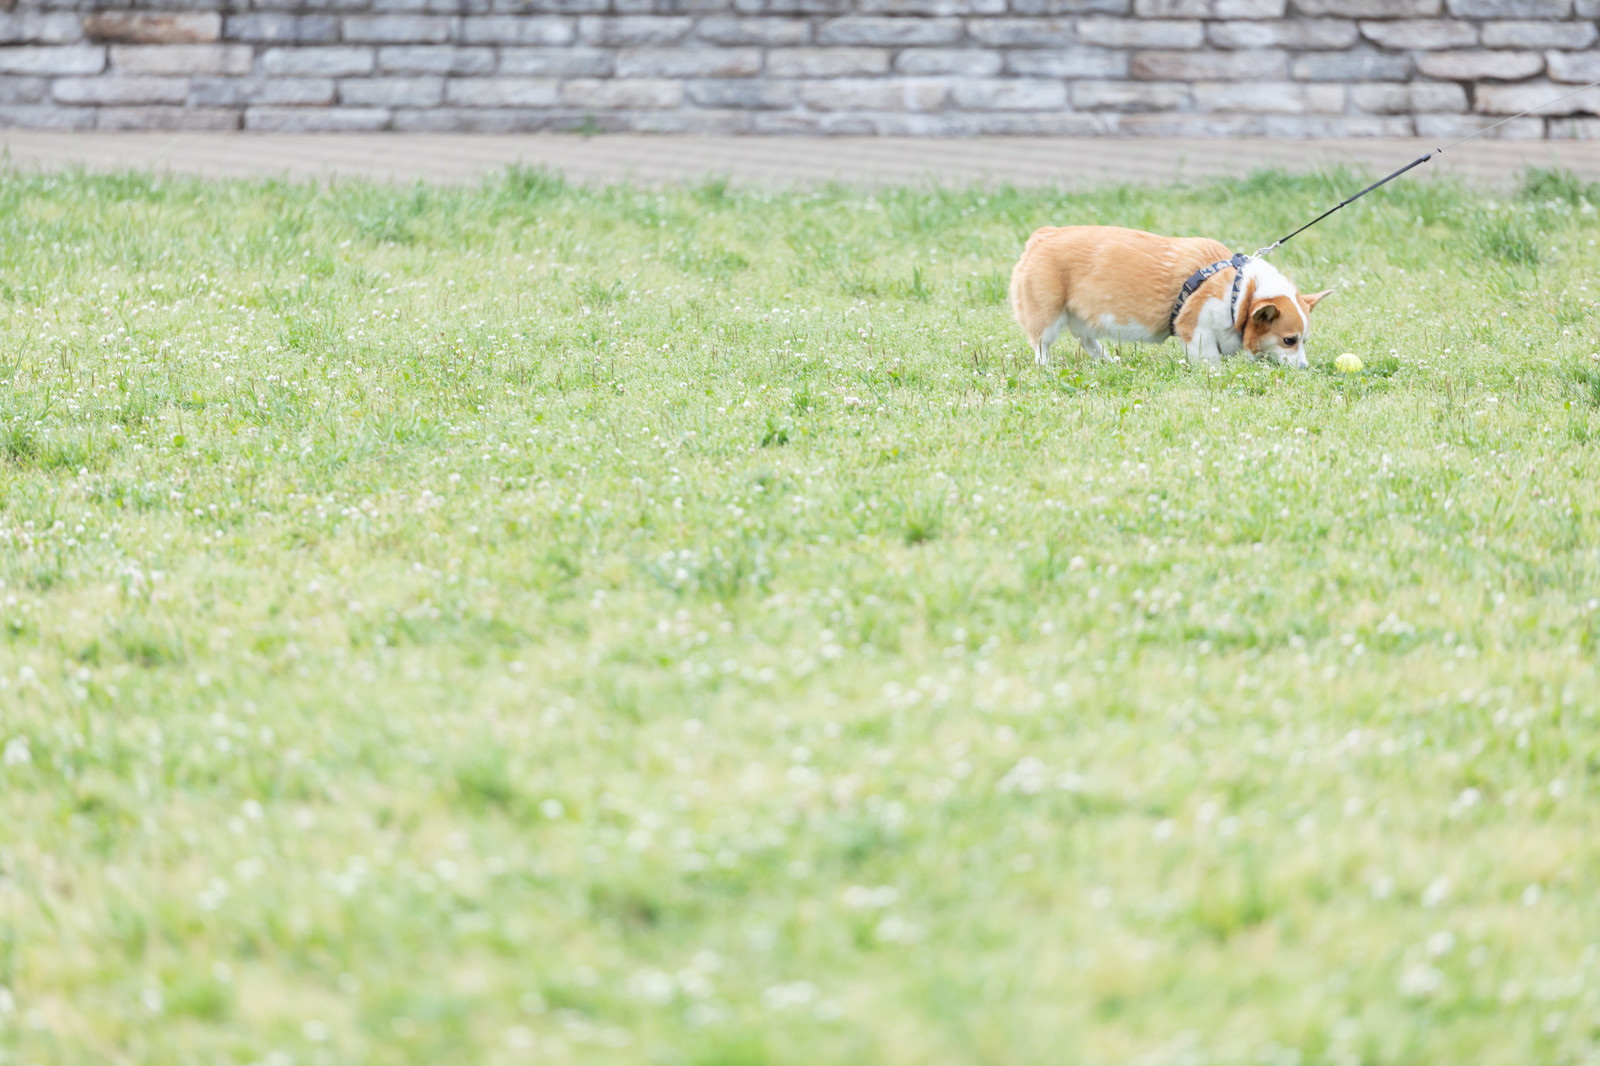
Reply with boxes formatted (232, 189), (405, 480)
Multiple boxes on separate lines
(1253, 76), (1600, 259)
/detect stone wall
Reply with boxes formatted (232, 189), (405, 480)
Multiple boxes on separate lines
(2, 0), (1598, 135)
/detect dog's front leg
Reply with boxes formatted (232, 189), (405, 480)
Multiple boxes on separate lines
(1187, 329), (1223, 367)
(1075, 334), (1107, 362)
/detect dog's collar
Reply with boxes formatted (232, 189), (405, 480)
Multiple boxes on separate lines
(1168, 253), (1253, 337)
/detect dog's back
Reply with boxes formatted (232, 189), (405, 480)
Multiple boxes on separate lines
(1010, 225), (1232, 352)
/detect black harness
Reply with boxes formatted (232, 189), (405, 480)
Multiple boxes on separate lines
(1168, 253), (1252, 338)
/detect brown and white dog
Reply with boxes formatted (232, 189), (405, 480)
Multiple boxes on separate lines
(1009, 225), (1331, 369)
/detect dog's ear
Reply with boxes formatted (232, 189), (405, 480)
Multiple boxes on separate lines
(1302, 289), (1334, 311)
(1251, 302), (1279, 325)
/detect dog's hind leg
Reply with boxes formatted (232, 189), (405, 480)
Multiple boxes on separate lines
(1069, 320), (1106, 362)
(1032, 315), (1068, 367)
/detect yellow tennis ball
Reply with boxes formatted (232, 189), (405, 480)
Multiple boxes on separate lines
(1335, 352), (1364, 374)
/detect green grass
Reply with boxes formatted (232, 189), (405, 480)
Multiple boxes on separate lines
(1, 161), (1599, 1066)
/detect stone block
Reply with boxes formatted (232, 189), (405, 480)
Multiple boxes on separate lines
(1133, 0), (1283, 13)
(1481, 20), (1598, 48)
(493, 0), (607, 11)
(377, 45), (494, 74)
(966, 18), (1075, 46)
(950, 76), (1067, 109)
(446, 76), (560, 105)
(1192, 80), (1344, 113)
(610, 0), (721, 13)
(52, 75), (188, 105)
(1547, 116), (1600, 138)
(499, 46), (614, 75)
(255, 0), (368, 8)
(855, 0), (1004, 12)
(1003, 47), (1127, 77)
(562, 77), (684, 107)
(245, 106), (394, 131)
(1579, 0), (1600, 14)
(1293, 0), (1438, 13)
(0, 75), (45, 102)
(576, 15), (693, 44)
(190, 76), (336, 106)
(1208, 18), (1358, 48)
(750, 110), (876, 133)
(816, 16), (964, 45)
(1290, 48), (1411, 81)
(0, 45), (104, 75)
(1131, 49), (1286, 80)
(0, 12), (83, 45)
(460, 15), (575, 43)
(684, 76), (797, 106)
(372, 0), (473, 10)
(615, 47), (761, 76)
(765, 46), (887, 75)
(1446, 0), (1570, 15)
(1005, 0), (1128, 11)
(857, 111), (978, 133)
(393, 107), (550, 132)
(0, 104), (96, 129)
(1476, 79), (1600, 114)
(694, 16), (809, 44)
(1258, 114), (1413, 137)
(1418, 50), (1544, 80)
(797, 76), (947, 109)
(1349, 80), (1467, 113)
(894, 48), (1002, 74)
(1357, 19), (1475, 48)
(110, 44), (253, 75)
(261, 46), (375, 76)
(1418, 113), (1544, 137)
(339, 75), (444, 106)
(97, 106), (240, 129)
(1548, 51), (1600, 82)
(1078, 17), (1202, 46)
(82, 12), (219, 43)
(732, 0), (853, 14)
(1071, 78), (1188, 110)
(1118, 112), (1266, 135)
(224, 14), (341, 43)
(611, 108), (754, 134)
(340, 15), (454, 43)
(934, 111), (1116, 134)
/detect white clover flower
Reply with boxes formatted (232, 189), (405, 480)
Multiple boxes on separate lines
(3, 737), (30, 767)
(761, 981), (819, 1010)
(1399, 966), (1443, 998)
(997, 757), (1048, 795)
(625, 969), (676, 1005)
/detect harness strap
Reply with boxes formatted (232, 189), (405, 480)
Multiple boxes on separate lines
(1168, 253), (1252, 338)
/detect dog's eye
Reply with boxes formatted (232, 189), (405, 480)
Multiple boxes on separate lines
(1284, 335), (1299, 346)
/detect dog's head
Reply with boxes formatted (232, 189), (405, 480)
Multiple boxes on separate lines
(1237, 281), (1332, 369)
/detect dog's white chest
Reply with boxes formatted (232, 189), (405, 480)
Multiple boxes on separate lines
(1193, 296), (1243, 355)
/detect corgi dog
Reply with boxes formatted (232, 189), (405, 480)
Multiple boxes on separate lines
(1009, 225), (1331, 369)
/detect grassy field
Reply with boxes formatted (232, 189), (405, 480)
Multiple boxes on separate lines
(1, 160), (1599, 1066)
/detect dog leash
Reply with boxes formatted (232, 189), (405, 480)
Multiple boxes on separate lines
(1252, 76), (1600, 259)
